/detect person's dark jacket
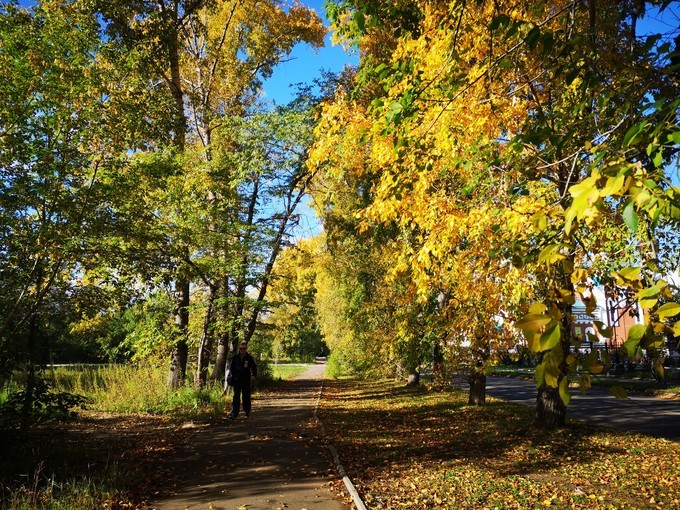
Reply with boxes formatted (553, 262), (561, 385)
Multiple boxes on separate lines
(229, 353), (257, 386)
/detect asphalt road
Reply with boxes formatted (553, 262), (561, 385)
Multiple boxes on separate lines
(484, 376), (680, 441)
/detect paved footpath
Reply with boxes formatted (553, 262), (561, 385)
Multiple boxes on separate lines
(148, 363), (350, 510)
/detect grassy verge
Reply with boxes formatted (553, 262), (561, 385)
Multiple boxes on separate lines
(319, 378), (679, 509)
(1, 362), (313, 509)
(270, 363), (312, 381)
(38, 364), (229, 417)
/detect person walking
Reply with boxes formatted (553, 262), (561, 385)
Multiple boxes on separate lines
(228, 341), (257, 420)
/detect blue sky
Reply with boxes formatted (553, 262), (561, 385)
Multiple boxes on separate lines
(262, 0), (358, 240)
(262, 0), (357, 106)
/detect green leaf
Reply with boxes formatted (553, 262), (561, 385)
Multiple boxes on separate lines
(653, 357), (665, 379)
(537, 323), (561, 351)
(490, 14), (510, 31)
(564, 205), (578, 235)
(593, 320), (612, 339)
(540, 33), (555, 55)
(599, 173), (625, 197)
(641, 333), (665, 350)
(538, 244), (565, 264)
(610, 386), (628, 399)
(616, 266), (641, 282)
(525, 26), (540, 50)
(636, 285), (660, 310)
(535, 363), (545, 388)
(622, 324), (646, 358)
(559, 376), (571, 406)
(623, 122), (648, 147)
(515, 314), (553, 334)
(355, 11), (365, 31)
(657, 302), (680, 319)
(545, 370), (559, 388)
(622, 200), (639, 233)
(529, 303), (547, 314)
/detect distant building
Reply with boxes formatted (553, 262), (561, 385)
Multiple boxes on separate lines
(570, 285), (643, 350)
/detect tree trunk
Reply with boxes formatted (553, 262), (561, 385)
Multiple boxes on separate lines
(533, 383), (567, 428)
(21, 313), (39, 430)
(195, 285), (217, 388)
(167, 13), (186, 150)
(164, 3), (191, 391)
(167, 278), (190, 389)
(533, 267), (573, 429)
(406, 371), (420, 386)
(468, 371), (487, 405)
(211, 332), (229, 383)
(432, 338), (445, 386)
(21, 261), (45, 430)
(211, 273), (238, 383)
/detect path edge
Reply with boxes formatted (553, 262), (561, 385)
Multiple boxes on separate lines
(314, 379), (368, 510)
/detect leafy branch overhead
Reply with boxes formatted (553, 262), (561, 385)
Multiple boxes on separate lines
(309, 0), (680, 425)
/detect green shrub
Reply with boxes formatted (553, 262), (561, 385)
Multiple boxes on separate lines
(256, 359), (272, 383)
(325, 353), (345, 378)
(0, 378), (88, 430)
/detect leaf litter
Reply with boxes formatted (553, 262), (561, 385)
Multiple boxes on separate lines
(318, 379), (679, 509)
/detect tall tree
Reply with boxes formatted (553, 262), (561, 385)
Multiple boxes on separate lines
(264, 237), (328, 362)
(95, 0), (325, 388)
(0, 0), (163, 423)
(315, 0), (679, 427)
(207, 99), (322, 384)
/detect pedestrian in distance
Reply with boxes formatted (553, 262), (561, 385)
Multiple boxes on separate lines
(227, 341), (257, 420)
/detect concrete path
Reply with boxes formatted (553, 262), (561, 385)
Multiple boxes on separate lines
(484, 376), (680, 441)
(147, 363), (350, 510)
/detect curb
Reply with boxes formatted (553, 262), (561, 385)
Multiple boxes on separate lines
(314, 380), (368, 510)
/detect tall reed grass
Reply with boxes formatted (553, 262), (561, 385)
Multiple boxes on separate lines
(2, 462), (124, 510)
(47, 364), (228, 416)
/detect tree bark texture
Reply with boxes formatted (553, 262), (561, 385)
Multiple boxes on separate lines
(195, 285), (217, 388)
(406, 371), (420, 386)
(468, 371), (487, 405)
(167, 278), (190, 389)
(533, 383), (567, 428)
(211, 278), (231, 383)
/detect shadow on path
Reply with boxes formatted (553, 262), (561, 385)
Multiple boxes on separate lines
(147, 364), (349, 510)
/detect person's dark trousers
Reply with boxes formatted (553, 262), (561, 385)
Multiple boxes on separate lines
(230, 382), (251, 417)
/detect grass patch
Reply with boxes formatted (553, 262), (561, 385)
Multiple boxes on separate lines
(0, 364), (229, 508)
(41, 364), (228, 416)
(319, 378), (680, 509)
(270, 363), (312, 381)
(0, 461), (124, 510)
